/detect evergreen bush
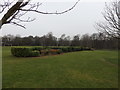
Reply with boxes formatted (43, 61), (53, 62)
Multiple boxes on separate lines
(11, 47), (40, 57)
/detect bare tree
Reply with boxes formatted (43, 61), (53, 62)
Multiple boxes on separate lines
(95, 0), (120, 39)
(0, 0), (80, 29)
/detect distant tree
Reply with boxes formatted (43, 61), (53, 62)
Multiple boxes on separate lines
(58, 34), (66, 46)
(64, 36), (71, 46)
(0, 0), (80, 29)
(12, 36), (22, 46)
(1, 33), (118, 49)
(81, 34), (91, 47)
(45, 32), (57, 46)
(22, 36), (33, 46)
(39, 35), (46, 46)
(71, 34), (80, 46)
(2, 34), (14, 46)
(2, 36), (9, 46)
(95, 1), (120, 39)
(34, 36), (41, 46)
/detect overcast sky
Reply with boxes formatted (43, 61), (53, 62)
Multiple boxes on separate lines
(0, 0), (111, 38)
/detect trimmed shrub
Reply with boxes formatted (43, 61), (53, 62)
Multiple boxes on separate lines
(11, 47), (40, 57)
(51, 46), (86, 52)
(11, 47), (30, 57)
(32, 47), (43, 51)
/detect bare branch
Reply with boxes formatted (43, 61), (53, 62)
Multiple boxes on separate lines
(14, 17), (35, 22)
(11, 22), (26, 29)
(0, 0), (80, 29)
(19, 0), (80, 15)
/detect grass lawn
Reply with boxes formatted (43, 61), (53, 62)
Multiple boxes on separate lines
(2, 46), (118, 88)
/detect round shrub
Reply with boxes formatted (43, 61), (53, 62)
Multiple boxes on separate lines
(11, 47), (31, 57)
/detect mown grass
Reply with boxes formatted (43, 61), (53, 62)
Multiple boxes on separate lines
(2, 46), (118, 88)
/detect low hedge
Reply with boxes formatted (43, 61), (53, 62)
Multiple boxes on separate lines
(11, 47), (40, 57)
(51, 46), (90, 52)
(32, 47), (43, 51)
(51, 47), (72, 52)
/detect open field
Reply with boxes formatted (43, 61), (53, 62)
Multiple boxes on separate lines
(2, 46), (118, 88)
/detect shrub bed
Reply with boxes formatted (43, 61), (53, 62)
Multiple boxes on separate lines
(11, 46), (92, 57)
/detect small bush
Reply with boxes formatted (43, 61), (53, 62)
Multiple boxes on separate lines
(29, 51), (40, 57)
(61, 48), (69, 53)
(67, 47), (73, 52)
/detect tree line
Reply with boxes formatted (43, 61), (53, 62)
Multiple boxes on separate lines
(1, 32), (118, 50)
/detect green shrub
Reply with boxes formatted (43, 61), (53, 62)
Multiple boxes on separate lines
(11, 47), (30, 57)
(32, 47), (43, 51)
(29, 51), (40, 57)
(61, 48), (69, 53)
(67, 47), (74, 52)
(11, 47), (40, 57)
